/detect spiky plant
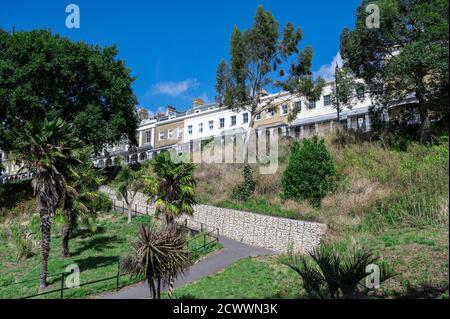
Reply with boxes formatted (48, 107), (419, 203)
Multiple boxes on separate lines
(14, 118), (83, 288)
(120, 223), (191, 299)
(285, 243), (395, 299)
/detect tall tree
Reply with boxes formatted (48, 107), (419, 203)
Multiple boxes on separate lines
(14, 118), (83, 288)
(114, 166), (146, 224)
(0, 29), (139, 154)
(340, 0), (449, 143)
(331, 64), (360, 123)
(215, 6), (325, 154)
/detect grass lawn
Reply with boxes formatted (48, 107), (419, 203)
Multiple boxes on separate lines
(171, 256), (301, 299)
(0, 212), (221, 299)
(171, 225), (448, 299)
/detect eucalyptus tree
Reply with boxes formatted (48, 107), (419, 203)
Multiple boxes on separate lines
(340, 0), (449, 143)
(331, 64), (361, 123)
(14, 118), (83, 288)
(216, 6), (325, 153)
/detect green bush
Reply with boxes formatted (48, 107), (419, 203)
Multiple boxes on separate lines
(88, 192), (112, 213)
(282, 136), (336, 206)
(231, 165), (255, 201)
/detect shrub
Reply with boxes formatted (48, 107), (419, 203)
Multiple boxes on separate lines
(285, 243), (395, 299)
(9, 222), (35, 261)
(88, 192), (112, 213)
(282, 137), (336, 206)
(231, 165), (255, 201)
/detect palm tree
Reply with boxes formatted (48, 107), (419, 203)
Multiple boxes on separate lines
(285, 243), (395, 298)
(120, 223), (191, 299)
(15, 118), (83, 288)
(113, 166), (146, 223)
(60, 146), (105, 257)
(144, 151), (197, 234)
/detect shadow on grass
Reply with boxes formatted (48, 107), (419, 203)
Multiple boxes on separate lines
(72, 226), (106, 239)
(74, 255), (120, 272)
(71, 234), (122, 256)
(394, 284), (449, 299)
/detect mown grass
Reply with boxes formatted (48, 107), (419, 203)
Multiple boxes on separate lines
(172, 256), (301, 299)
(0, 213), (221, 299)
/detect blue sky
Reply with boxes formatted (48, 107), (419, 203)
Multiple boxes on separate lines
(1, 1), (361, 114)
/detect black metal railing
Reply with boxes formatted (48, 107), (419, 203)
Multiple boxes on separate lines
(2, 204), (220, 299)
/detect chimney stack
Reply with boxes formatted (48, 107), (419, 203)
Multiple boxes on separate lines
(137, 108), (149, 120)
(166, 106), (176, 115)
(193, 98), (204, 108)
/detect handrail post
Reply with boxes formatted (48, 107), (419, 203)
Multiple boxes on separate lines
(116, 262), (120, 291)
(60, 272), (65, 299)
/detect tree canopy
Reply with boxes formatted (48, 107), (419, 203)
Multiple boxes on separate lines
(216, 6), (325, 131)
(0, 29), (139, 153)
(340, 0), (449, 142)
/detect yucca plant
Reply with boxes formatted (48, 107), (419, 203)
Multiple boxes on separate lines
(14, 118), (83, 288)
(285, 243), (395, 299)
(144, 151), (197, 234)
(120, 223), (191, 299)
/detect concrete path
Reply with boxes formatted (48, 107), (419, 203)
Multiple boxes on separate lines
(96, 235), (276, 299)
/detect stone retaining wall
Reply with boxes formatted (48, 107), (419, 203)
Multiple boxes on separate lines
(100, 186), (326, 253)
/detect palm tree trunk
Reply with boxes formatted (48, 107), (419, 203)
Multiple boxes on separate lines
(39, 207), (52, 289)
(61, 209), (72, 257)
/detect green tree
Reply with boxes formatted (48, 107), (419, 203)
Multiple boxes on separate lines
(144, 152), (197, 233)
(282, 137), (336, 207)
(331, 64), (361, 123)
(14, 118), (83, 288)
(340, 0), (449, 143)
(0, 29), (139, 153)
(113, 166), (146, 224)
(216, 6), (325, 154)
(60, 146), (106, 257)
(120, 224), (191, 299)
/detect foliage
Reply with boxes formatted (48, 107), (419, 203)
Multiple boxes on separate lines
(144, 152), (197, 229)
(120, 223), (191, 299)
(284, 243), (395, 299)
(113, 166), (146, 223)
(216, 6), (324, 146)
(231, 164), (256, 201)
(282, 137), (336, 206)
(0, 29), (139, 153)
(331, 65), (361, 121)
(13, 117), (84, 288)
(8, 221), (35, 261)
(340, 0), (449, 142)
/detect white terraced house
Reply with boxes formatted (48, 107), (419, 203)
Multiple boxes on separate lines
(1, 80), (419, 181)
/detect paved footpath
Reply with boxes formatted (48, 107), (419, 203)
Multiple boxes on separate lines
(96, 235), (275, 299)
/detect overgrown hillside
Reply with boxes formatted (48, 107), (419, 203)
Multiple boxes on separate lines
(194, 134), (449, 297)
